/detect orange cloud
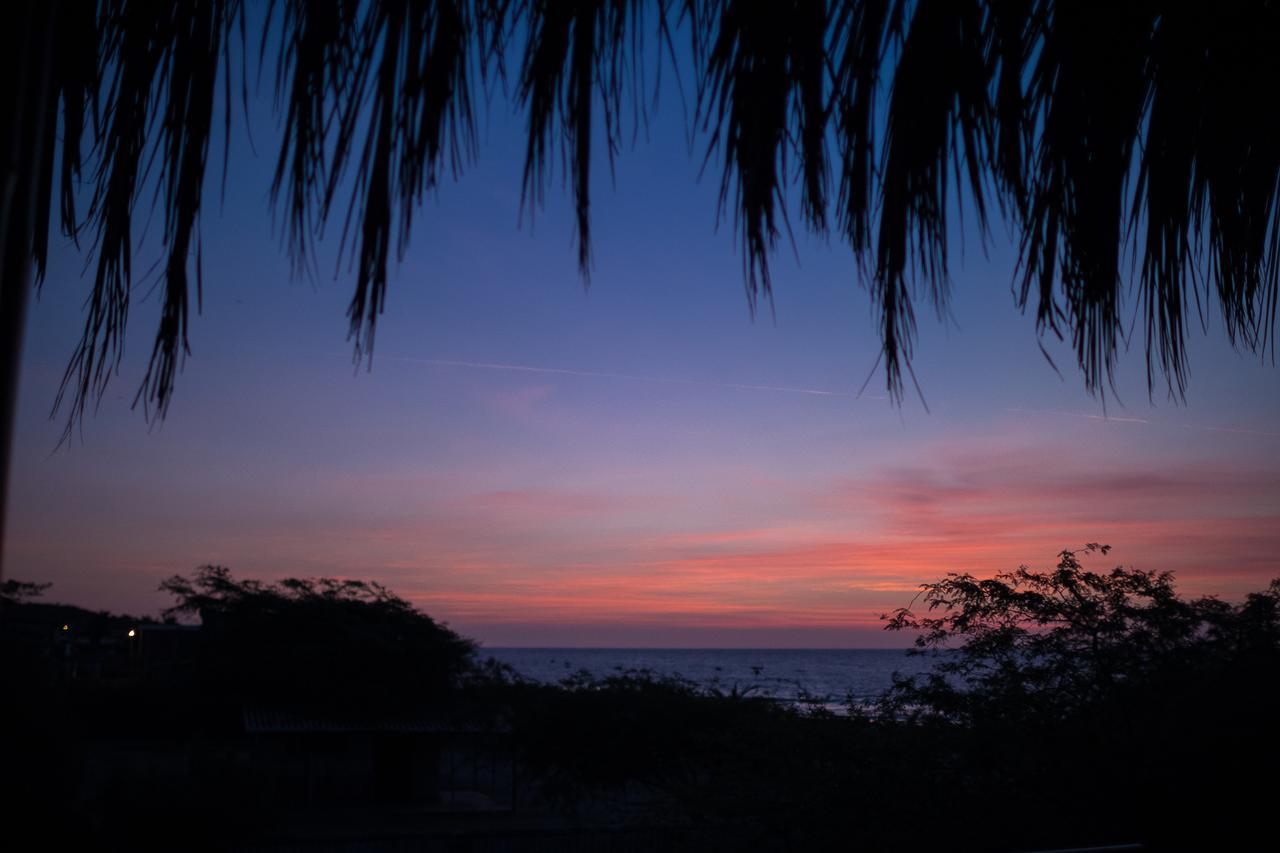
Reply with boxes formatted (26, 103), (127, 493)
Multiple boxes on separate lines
(10, 429), (1278, 645)
(380, 449), (1280, 637)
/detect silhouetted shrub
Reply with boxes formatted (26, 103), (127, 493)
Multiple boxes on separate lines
(880, 544), (1280, 850)
(160, 565), (478, 710)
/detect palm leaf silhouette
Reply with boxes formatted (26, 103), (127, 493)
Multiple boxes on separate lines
(5, 0), (1279, 431)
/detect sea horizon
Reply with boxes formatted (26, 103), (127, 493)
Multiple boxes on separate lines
(480, 645), (917, 650)
(483, 646), (935, 705)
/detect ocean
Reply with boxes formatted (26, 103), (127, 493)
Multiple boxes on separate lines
(481, 647), (938, 707)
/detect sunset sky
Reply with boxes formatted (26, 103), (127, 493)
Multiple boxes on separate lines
(6, 70), (1279, 647)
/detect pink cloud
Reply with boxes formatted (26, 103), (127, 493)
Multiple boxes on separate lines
(381, 445), (1280, 634)
(11, 427), (1278, 643)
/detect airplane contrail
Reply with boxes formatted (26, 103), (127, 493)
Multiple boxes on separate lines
(388, 356), (886, 401)
(1182, 423), (1280, 438)
(1004, 407), (1151, 424)
(1004, 406), (1280, 438)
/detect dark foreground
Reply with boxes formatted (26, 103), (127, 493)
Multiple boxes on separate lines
(3, 552), (1278, 851)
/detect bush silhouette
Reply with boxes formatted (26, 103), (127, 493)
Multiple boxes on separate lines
(881, 545), (1280, 850)
(160, 565), (478, 710)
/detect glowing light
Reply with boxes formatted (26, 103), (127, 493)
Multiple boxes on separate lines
(127, 629), (136, 638)
(61, 624), (69, 631)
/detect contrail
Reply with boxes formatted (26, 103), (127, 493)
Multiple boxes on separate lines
(1004, 407), (1150, 425)
(389, 357), (885, 400)
(1183, 424), (1280, 438)
(1004, 406), (1280, 438)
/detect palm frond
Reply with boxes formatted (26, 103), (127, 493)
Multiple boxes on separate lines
(14, 0), (1280, 432)
(50, 0), (243, 437)
(874, 0), (995, 396)
(699, 0), (829, 309)
(830, 0), (893, 258)
(1016, 1), (1153, 398)
(31, 0), (99, 289)
(517, 0), (660, 278)
(269, 0), (361, 277)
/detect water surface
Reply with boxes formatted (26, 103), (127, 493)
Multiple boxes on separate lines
(483, 647), (937, 705)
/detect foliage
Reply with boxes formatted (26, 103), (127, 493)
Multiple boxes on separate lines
(159, 564), (477, 708)
(461, 553), (1280, 851)
(14, 1), (1280, 432)
(879, 546), (1280, 850)
(505, 667), (841, 835)
(7, 557), (1279, 849)
(880, 543), (1280, 724)
(0, 578), (51, 603)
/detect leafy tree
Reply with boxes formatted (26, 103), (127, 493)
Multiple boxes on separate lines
(159, 564), (478, 709)
(880, 546), (1280, 850)
(881, 543), (1280, 723)
(0, 578), (51, 604)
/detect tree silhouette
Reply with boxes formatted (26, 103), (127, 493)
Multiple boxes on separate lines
(880, 543), (1280, 724)
(159, 564), (478, 708)
(878, 545), (1280, 850)
(4, 2), (1280, 565)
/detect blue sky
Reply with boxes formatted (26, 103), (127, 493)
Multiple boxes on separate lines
(6, 24), (1279, 646)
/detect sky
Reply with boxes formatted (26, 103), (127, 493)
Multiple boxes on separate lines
(5, 35), (1280, 647)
